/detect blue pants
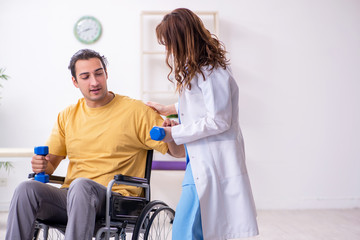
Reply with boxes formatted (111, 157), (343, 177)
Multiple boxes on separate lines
(172, 163), (204, 240)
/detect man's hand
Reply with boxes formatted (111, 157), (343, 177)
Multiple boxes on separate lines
(31, 154), (65, 174)
(162, 118), (185, 157)
(161, 127), (173, 143)
(31, 154), (49, 173)
(161, 118), (179, 143)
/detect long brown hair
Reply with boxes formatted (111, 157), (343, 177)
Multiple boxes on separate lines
(156, 8), (229, 93)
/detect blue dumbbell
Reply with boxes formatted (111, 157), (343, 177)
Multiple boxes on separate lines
(34, 146), (49, 183)
(150, 127), (165, 141)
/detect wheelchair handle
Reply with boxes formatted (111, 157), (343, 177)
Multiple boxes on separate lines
(150, 127), (165, 141)
(34, 146), (49, 183)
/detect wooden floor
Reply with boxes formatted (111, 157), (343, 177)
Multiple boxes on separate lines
(1, 209), (359, 240)
(251, 209), (360, 240)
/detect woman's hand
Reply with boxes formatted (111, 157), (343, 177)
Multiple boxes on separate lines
(161, 118), (179, 142)
(146, 101), (177, 116)
(162, 118), (179, 127)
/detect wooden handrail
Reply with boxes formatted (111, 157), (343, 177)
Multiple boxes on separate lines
(0, 148), (33, 158)
(0, 148), (186, 171)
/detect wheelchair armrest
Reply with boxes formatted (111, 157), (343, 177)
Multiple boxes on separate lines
(114, 174), (148, 184)
(49, 175), (66, 184)
(28, 173), (65, 184)
(28, 173), (36, 179)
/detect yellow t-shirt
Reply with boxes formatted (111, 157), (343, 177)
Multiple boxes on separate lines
(46, 94), (168, 196)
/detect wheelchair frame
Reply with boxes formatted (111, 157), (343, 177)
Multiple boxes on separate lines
(29, 150), (175, 240)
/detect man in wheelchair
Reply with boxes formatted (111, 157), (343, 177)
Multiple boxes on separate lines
(5, 49), (185, 240)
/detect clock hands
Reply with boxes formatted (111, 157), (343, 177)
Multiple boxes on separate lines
(81, 28), (93, 33)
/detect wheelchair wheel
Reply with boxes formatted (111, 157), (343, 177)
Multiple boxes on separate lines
(132, 200), (174, 240)
(144, 206), (174, 240)
(33, 226), (65, 240)
(33, 222), (65, 240)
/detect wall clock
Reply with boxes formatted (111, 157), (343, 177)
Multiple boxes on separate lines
(74, 16), (102, 44)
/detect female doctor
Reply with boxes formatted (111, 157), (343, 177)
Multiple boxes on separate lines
(147, 8), (259, 240)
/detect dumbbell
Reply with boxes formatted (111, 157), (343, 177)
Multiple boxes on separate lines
(34, 146), (49, 183)
(150, 127), (165, 141)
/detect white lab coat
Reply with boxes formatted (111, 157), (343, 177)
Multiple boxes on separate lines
(171, 66), (259, 240)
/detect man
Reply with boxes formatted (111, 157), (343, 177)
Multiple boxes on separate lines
(6, 49), (184, 240)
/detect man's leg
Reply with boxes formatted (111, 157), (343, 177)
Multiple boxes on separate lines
(6, 180), (68, 240)
(65, 178), (107, 240)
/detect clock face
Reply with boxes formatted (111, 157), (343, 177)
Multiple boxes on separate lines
(74, 16), (102, 44)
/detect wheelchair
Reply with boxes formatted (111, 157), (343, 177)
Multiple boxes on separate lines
(28, 150), (175, 240)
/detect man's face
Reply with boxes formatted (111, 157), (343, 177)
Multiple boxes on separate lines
(72, 58), (109, 107)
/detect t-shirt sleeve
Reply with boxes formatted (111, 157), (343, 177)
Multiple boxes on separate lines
(137, 106), (168, 155)
(46, 109), (67, 157)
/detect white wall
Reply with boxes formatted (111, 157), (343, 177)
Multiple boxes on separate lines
(0, 0), (360, 210)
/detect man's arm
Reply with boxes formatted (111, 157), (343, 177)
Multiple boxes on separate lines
(167, 141), (185, 158)
(146, 104), (184, 157)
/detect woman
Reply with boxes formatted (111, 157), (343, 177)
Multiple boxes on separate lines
(147, 8), (259, 240)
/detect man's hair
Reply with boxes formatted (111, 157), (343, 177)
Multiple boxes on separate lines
(68, 49), (108, 80)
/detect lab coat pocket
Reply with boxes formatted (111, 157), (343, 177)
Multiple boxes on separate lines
(208, 139), (247, 182)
